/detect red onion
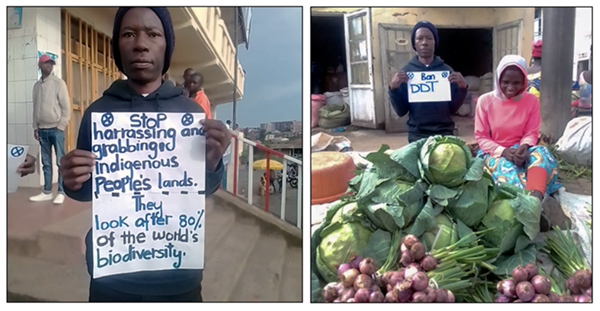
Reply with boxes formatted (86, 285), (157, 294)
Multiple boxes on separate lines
(404, 265), (420, 280)
(386, 284), (393, 293)
(390, 271), (405, 286)
(410, 242), (426, 261)
(497, 279), (517, 297)
(575, 295), (592, 303)
(573, 269), (592, 290)
(381, 271), (394, 287)
(411, 271), (429, 291)
(346, 298), (356, 302)
(495, 295), (512, 302)
(423, 287), (437, 302)
(354, 274), (373, 291)
(400, 250), (414, 267)
(548, 291), (560, 302)
(359, 258), (377, 275)
(333, 299), (341, 303)
(322, 282), (339, 302)
(566, 277), (583, 295)
(407, 262), (423, 271)
(434, 288), (448, 302)
(384, 291), (396, 302)
(412, 291), (427, 302)
(393, 280), (414, 302)
(524, 263), (539, 281)
(369, 291), (385, 302)
(349, 256), (364, 270)
(340, 288), (356, 302)
(559, 294), (575, 302)
(513, 299), (523, 302)
(354, 288), (371, 302)
(338, 263), (352, 277)
(420, 255), (438, 271)
(531, 275), (551, 295)
(512, 265), (528, 283)
(400, 243), (408, 253)
(531, 294), (550, 302)
(446, 289), (455, 302)
(516, 281), (535, 302)
(584, 287), (592, 297)
(341, 268), (360, 287)
(403, 234), (420, 249)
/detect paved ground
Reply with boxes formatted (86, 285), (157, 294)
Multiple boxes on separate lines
(7, 186), (302, 302)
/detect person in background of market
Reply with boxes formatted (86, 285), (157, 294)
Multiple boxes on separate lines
(59, 7), (229, 302)
(388, 21), (469, 143)
(30, 54), (72, 205)
(186, 72), (212, 119)
(474, 55), (563, 232)
(526, 39), (542, 99)
(225, 120), (232, 130)
(180, 67), (195, 97)
(572, 45), (592, 117)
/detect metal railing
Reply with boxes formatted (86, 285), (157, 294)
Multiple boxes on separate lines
(225, 134), (302, 228)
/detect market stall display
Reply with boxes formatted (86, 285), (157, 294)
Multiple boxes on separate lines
(311, 135), (592, 303)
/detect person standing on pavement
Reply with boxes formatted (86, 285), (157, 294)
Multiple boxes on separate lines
(59, 7), (229, 302)
(181, 67), (195, 97)
(30, 54), (71, 204)
(388, 21), (469, 143)
(186, 72), (212, 119)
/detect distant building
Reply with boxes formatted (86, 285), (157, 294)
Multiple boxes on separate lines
(260, 123), (275, 132)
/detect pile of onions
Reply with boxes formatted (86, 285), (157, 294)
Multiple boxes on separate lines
(563, 269), (592, 303)
(495, 263), (592, 303)
(322, 235), (455, 303)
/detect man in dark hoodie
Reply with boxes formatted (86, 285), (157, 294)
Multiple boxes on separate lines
(388, 21), (469, 143)
(59, 7), (229, 302)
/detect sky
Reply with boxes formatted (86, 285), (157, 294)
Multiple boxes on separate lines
(215, 7), (302, 128)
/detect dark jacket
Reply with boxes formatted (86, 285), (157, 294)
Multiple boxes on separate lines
(64, 79), (224, 296)
(388, 55), (468, 142)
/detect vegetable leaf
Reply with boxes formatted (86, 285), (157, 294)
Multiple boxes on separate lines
(407, 199), (444, 237)
(512, 193), (542, 240)
(498, 223), (525, 255)
(514, 235), (532, 253)
(363, 229), (393, 270)
(456, 218), (477, 244)
(366, 144), (417, 182)
(464, 157), (485, 181)
(447, 178), (492, 227)
(357, 170), (386, 200)
(390, 139), (426, 181)
(363, 203), (405, 232)
(427, 184), (459, 206)
(493, 244), (537, 276)
(311, 272), (325, 302)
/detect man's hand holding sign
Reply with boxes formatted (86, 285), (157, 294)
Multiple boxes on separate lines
(406, 71), (466, 103)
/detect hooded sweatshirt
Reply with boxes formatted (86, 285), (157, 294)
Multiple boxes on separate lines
(474, 55), (541, 158)
(64, 79), (224, 296)
(388, 55), (468, 142)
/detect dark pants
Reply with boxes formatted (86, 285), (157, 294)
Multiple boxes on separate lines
(89, 280), (203, 302)
(38, 127), (65, 194)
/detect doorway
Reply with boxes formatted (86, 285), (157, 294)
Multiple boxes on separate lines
(436, 28), (494, 77)
(311, 14), (347, 94)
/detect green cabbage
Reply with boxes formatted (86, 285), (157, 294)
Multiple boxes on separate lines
(420, 136), (471, 187)
(481, 199), (520, 248)
(422, 213), (458, 251)
(447, 177), (494, 227)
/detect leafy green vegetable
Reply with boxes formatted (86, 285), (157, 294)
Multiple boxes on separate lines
(407, 198), (444, 237)
(363, 203), (404, 232)
(311, 272), (325, 302)
(447, 177), (493, 227)
(390, 138), (426, 181)
(493, 244), (537, 276)
(513, 193), (542, 240)
(427, 184), (459, 206)
(363, 229), (393, 270)
(420, 136), (472, 187)
(365, 144), (417, 182)
(422, 213), (457, 251)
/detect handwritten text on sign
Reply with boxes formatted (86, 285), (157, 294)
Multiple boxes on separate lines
(91, 112), (206, 279)
(408, 71), (451, 103)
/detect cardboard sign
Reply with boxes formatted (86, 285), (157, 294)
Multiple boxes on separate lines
(7, 144), (29, 193)
(408, 71), (452, 103)
(91, 112), (206, 279)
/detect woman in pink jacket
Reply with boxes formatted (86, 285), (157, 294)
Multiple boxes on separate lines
(474, 55), (562, 232)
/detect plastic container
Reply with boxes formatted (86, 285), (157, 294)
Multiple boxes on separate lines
(311, 94), (327, 128)
(311, 152), (356, 205)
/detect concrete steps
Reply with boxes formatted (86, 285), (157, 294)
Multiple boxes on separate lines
(7, 190), (302, 302)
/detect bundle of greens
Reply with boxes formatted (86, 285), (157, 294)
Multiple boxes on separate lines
(541, 225), (589, 279)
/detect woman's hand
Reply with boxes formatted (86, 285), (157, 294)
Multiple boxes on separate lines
(513, 144), (530, 168)
(501, 148), (518, 163)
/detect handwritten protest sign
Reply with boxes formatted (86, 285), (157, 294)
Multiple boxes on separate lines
(7, 144), (29, 193)
(91, 112), (206, 279)
(407, 71), (452, 103)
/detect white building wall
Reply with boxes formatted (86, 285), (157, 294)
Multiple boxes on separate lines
(8, 7), (62, 189)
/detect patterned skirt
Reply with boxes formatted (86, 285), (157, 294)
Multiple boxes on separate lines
(477, 144), (562, 196)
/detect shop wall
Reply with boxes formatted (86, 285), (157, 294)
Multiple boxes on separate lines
(8, 7), (62, 188)
(312, 7), (534, 128)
